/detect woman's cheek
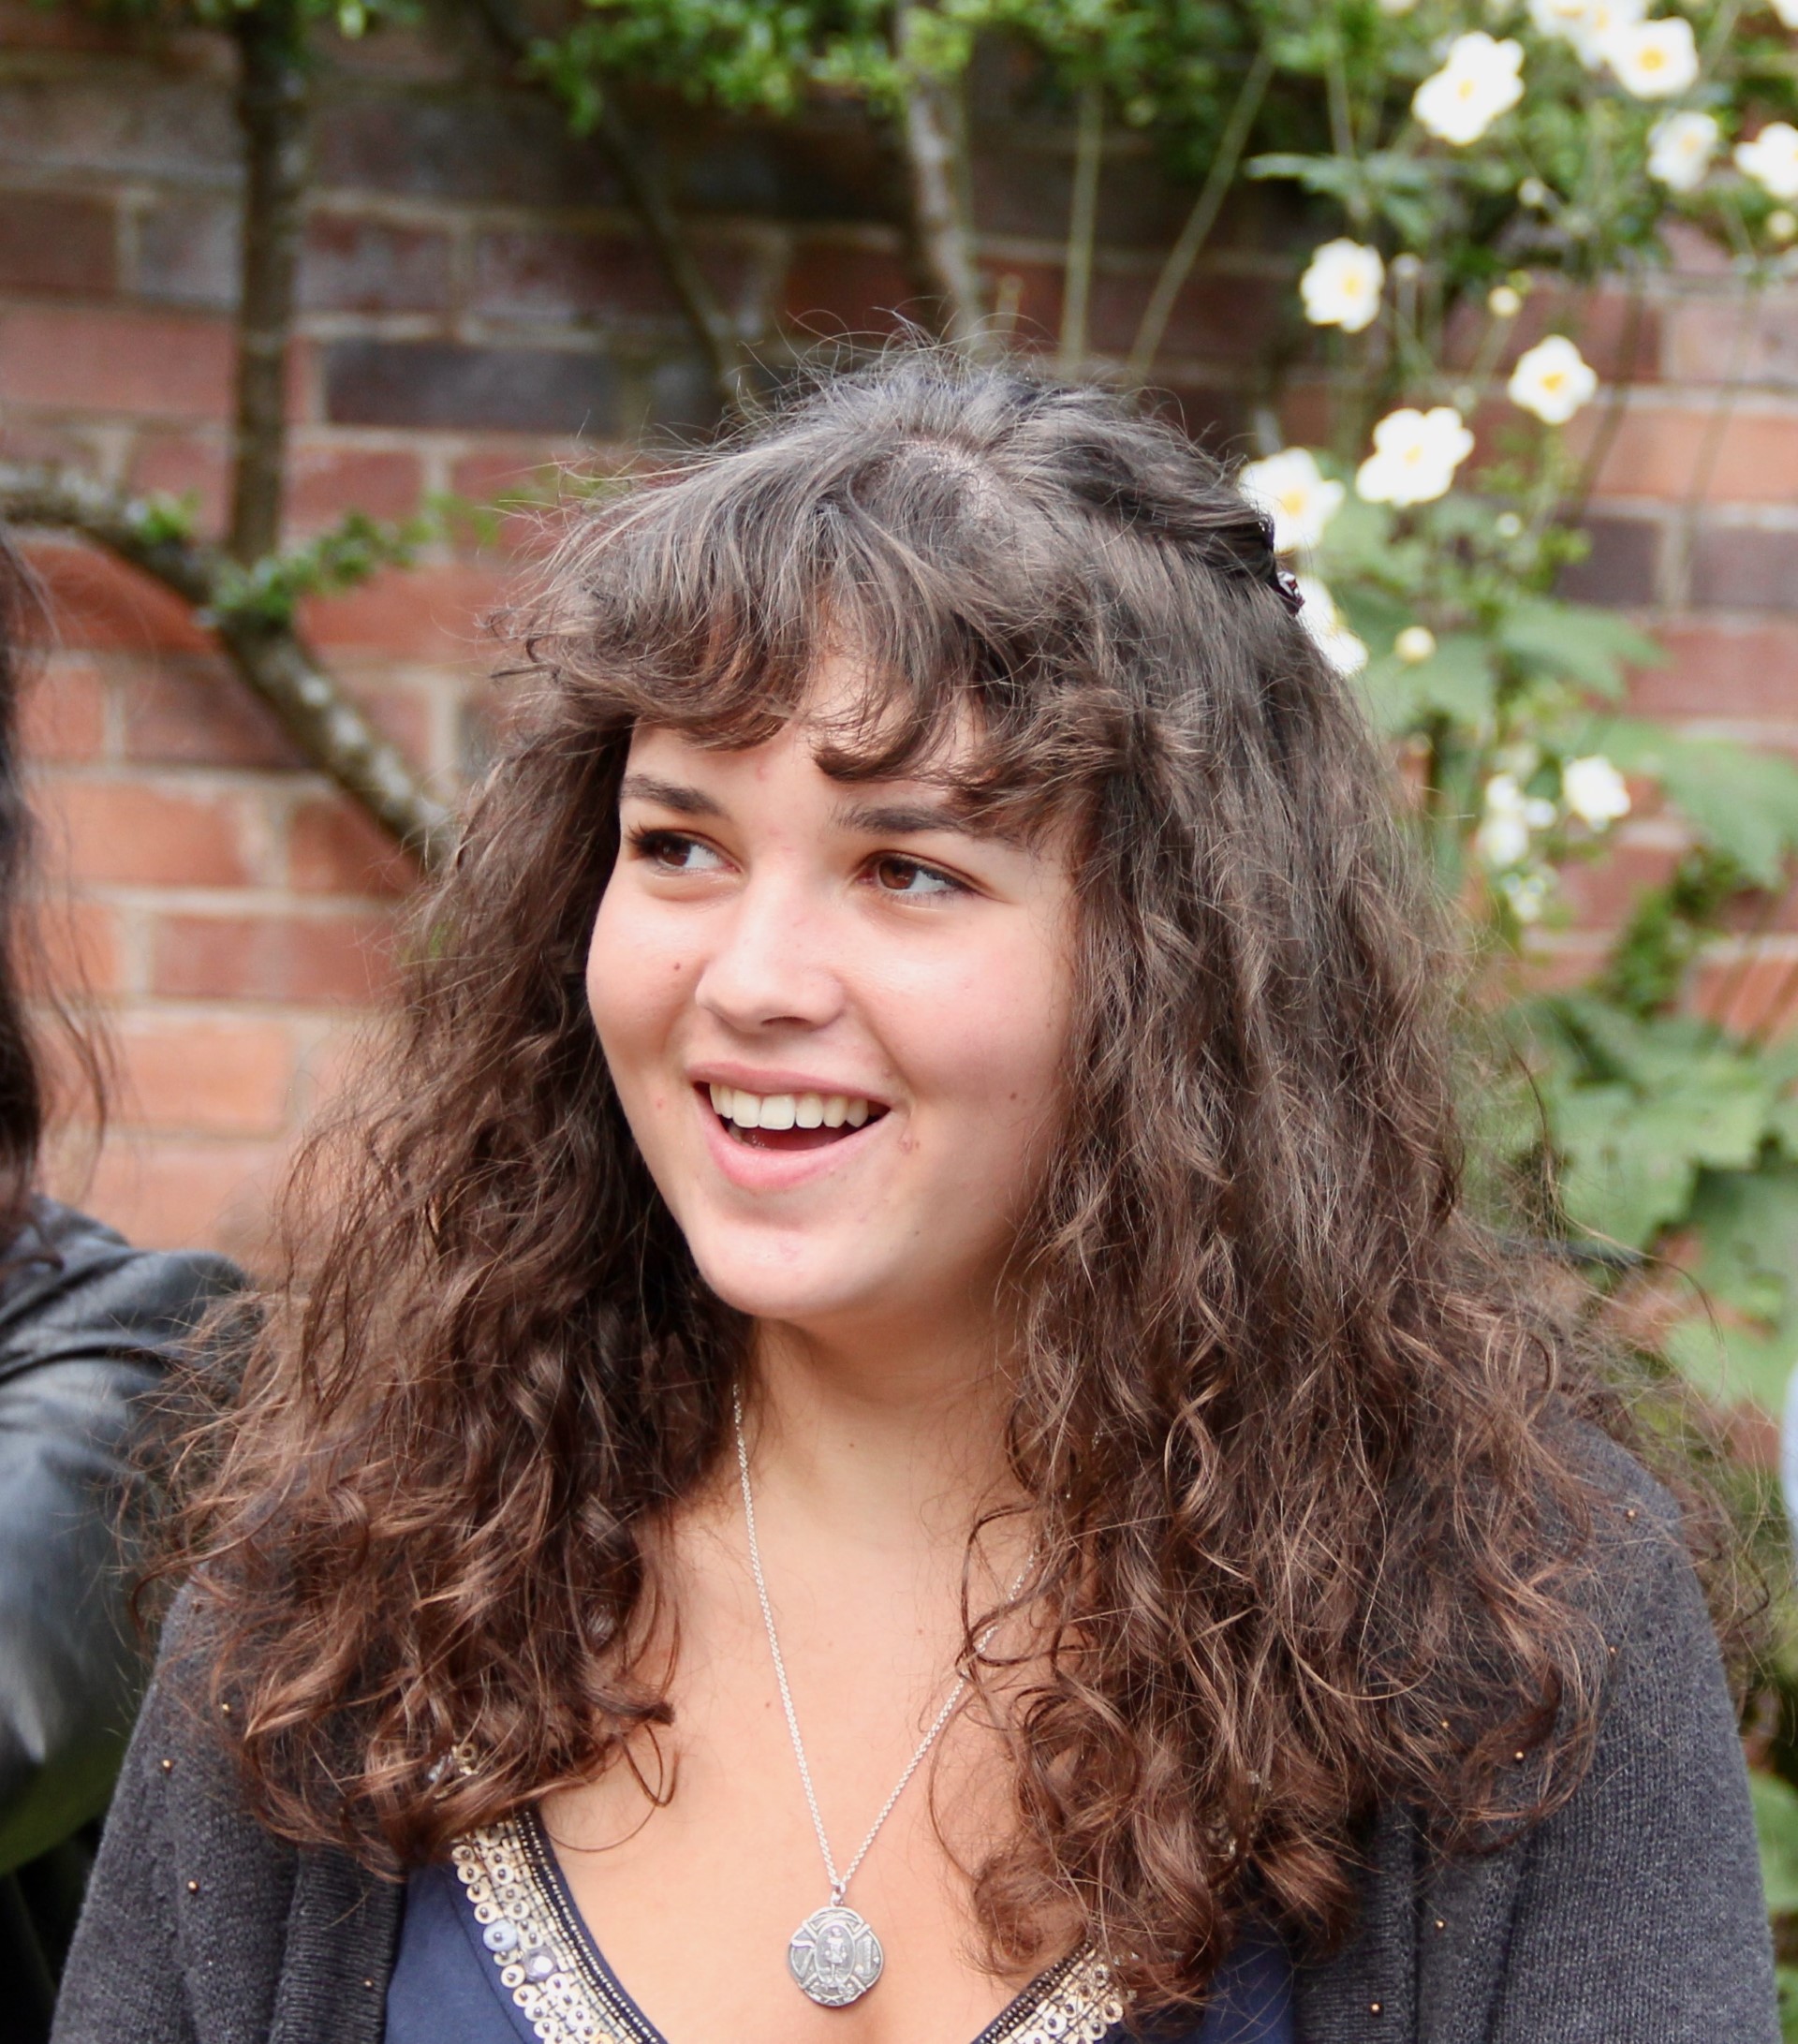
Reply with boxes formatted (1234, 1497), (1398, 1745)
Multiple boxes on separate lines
(588, 892), (683, 1046)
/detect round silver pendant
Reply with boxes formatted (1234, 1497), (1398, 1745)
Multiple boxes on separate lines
(787, 1903), (884, 2007)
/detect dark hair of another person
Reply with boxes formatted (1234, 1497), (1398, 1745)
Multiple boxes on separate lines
(0, 535), (49, 1245)
(174, 351), (1730, 2014)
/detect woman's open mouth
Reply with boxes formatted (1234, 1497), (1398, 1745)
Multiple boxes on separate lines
(702, 1082), (890, 1153)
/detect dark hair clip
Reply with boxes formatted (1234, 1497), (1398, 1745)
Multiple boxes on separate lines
(1250, 513), (1304, 618)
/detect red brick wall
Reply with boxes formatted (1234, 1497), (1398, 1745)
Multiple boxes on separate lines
(1, 4), (1793, 1266)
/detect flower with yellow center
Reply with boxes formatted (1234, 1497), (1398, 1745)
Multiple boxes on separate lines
(1295, 578), (1368, 677)
(1355, 406), (1476, 507)
(1647, 110), (1719, 193)
(1507, 335), (1599, 425)
(1562, 755), (1631, 828)
(1413, 34), (1525, 147)
(1240, 448), (1346, 555)
(1529, 0), (1645, 68)
(1602, 16), (1699, 98)
(1475, 772), (1556, 870)
(1738, 123), (1798, 202)
(1300, 240), (1386, 334)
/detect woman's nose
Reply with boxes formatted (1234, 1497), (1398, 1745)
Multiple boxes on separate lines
(692, 876), (845, 1034)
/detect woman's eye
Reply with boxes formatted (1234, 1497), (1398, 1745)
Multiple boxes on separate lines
(867, 854), (965, 899)
(630, 829), (727, 875)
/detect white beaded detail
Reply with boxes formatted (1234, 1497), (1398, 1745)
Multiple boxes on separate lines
(977, 1945), (1125, 2044)
(449, 1809), (1125, 2044)
(451, 1814), (655, 2044)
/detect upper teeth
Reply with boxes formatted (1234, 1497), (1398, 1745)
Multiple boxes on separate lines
(708, 1085), (872, 1131)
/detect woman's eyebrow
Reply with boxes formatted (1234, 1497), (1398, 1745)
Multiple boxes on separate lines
(618, 772), (725, 818)
(834, 798), (994, 840)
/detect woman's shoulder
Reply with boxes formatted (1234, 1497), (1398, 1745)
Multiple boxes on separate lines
(54, 1586), (397, 2044)
(1561, 1409), (1721, 1622)
(0, 1196), (243, 1359)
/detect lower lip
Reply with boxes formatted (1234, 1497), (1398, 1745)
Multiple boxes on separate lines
(695, 1090), (887, 1191)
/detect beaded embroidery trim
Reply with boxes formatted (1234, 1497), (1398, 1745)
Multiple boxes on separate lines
(451, 1813), (657, 2044)
(450, 1810), (1126, 2044)
(973, 1945), (1125, 2044)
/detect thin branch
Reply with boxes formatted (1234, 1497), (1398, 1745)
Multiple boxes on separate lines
(470, 0), (758, 418)
(1663, 275), (1764, 608)
(1127, 39), (1274, 386)
(229, 0), (310, 564)
(893, 5), (990, 357)
(594, 99), (760, 415)
(1058, 82), (1103, 375)
(1, 463), (452, 868)
(1566, 269), (1646, 527)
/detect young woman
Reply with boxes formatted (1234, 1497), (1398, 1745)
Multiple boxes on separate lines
(54, 356), (1776, 2044)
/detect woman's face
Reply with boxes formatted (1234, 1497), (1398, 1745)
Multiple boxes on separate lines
(586, 663), (1078, 1349)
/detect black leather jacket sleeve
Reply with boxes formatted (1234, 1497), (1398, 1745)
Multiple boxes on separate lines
(0, 1198), (242, 1875)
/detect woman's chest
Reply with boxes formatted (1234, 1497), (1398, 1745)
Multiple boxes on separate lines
(536, 1652), (1045, 2044)
(386, 1816), (1294, 2044)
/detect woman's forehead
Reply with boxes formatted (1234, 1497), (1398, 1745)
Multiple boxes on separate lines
(625, 652), (985, 782)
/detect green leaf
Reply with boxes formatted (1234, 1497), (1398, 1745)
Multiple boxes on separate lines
(1657, 1164), (1798, 1410)
(1603, 722), (1798, 888)
(1663, 1312), (1798, 1415)
(127, 492), (200, 548)
(1540, 1017), (1786, 1247)
(1244, 151), (1362, 195)
(1356, 632), (1496, 737)
(1686, 1163), (1798, 1320)
(1776, 1963), (1798, 2044)
(1753, 1772), (1798, 1916)
(1496, 598), (1662, 698)
(1552, 1081), (1699, 1247)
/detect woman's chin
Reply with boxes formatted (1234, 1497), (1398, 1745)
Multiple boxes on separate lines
(688, 1242), (907, 1337)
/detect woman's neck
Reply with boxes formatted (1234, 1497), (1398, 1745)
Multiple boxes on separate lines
(733, 1315), (1024, 1566)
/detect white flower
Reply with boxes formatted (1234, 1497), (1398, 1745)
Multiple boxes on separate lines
(1774, 0), (1798, 24)
(1476, 772), (1556, 868)
(1355, 405), (1476, 507)
(1527, 0), (1643, 66)
(1507, 335), (1599, 424)
(1240, 448), (1346, 555)
(1395, 625), (1438, 664)
(1496, 510), (1525, 537)
(1300, 239), (1386, 334)
(1488, 283), (1524, 316)
(1518, 175), (1553, 208)
(1527, 0), (1592, 38)
(1647, 110), (1720, 192)
(1602, 16), (1699, 98)
(1378, 0), (1420, 13)
(1296, 578), (1368, 676)
(1562, 754), (1631, 826)
(1772, 209), (1798, 243)
(1413, 34), (1526, 146)
(1500, 870), (1551, 921)
(1737, 124), (1798, 202)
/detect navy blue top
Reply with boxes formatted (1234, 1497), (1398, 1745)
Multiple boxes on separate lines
(387, 1831), (1294, 2044)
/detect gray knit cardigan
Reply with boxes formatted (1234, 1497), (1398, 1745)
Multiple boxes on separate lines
(51, 1437), (1780, 2044)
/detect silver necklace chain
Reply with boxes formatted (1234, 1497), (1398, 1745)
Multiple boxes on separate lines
(731, 1386), (1028, 1907)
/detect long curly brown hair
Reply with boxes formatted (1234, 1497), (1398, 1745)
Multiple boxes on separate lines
(178, 352), (1702, 2011)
